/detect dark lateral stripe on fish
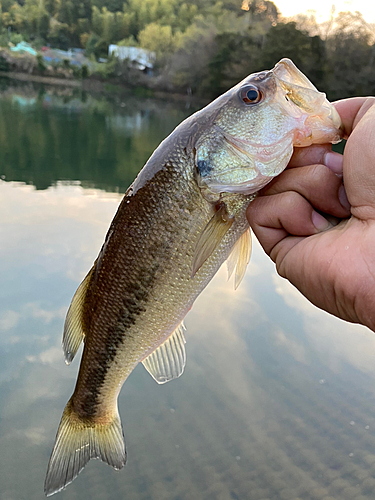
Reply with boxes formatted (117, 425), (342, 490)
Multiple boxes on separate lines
(73, 275), (153, 418)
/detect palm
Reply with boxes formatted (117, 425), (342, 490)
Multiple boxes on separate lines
(277, 216), (375, 329)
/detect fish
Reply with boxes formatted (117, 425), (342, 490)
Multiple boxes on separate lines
(44, 58), (342, 496)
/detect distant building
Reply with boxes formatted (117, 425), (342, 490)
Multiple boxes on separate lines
(108, 45), (156, 71)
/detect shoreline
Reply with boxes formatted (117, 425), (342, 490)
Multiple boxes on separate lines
(0, 70), (208, 105)
(0, 70), (82, 87)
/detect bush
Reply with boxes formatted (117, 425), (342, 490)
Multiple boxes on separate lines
(94, 58), (117, 78)
(36, 53), (46, 72)
(10, 33), (23, 45)
(0, 56), (10, 71)
(81, 64), (89, 78)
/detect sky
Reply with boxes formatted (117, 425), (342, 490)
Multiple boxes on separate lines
(276, 0), (375, 23)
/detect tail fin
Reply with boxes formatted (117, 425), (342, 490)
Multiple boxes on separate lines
(44, 399), (126, 497)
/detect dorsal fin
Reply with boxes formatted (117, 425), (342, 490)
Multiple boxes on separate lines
(227, 227), (252, 289)
(142, 322), (186, 384)
(192, 203), (234, 277)
(63, 267), (94, 365)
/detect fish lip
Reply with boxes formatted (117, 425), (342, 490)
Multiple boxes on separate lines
(329, 105), (344, 135)
(272, 58), (318, 93)
(301, 104), (344, 145)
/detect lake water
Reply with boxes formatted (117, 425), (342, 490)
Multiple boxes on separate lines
(1, 81), (375, 500)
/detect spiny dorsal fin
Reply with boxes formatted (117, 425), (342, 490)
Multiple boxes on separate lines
(142, 322), (186, 384)
(44, 399), (126, 497)
(192, 204), (234, 277)
(63, 266), (94, 365)
(227, 227), (252, 289)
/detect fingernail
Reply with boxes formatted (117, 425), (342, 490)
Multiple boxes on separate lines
(324, 152), (343, 175)
(338, 184), (350, 210)
(312, 211), (332, 232)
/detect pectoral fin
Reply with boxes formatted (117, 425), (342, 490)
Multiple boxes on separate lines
(63, 267), (94, 365)
(227, 227), (252, 289)
(142, 322), (186, 384)
(192, 204), (234, 276)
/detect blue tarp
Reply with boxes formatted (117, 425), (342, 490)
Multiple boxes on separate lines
(10, 41), (37, 56)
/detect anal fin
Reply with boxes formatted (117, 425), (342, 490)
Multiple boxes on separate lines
(63, 266), (94, 365)
(142, 322), (186, 384)
(227, 226), (252, 289)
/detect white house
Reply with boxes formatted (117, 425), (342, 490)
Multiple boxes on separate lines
(108, 45), (156, 71)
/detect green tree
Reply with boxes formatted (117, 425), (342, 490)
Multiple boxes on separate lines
(138, 22), (178, 59)
(56, 0), (91, 26)
(2, 2), (23, 29)
(1, 0), (14, 12)
(260, 22), (313, 70)
(48, 18), (71, 49)
(325, 13), (375, 99)
(84, 32), (101, 57)
(23, 0), (49, 39)
(175, 3), (198, 32)
(165, 19), (217, 92)
(208, 32), (261, 96)
(91, 5), (102, 34)
(307, 35), (327, 90)
(101, 7), (115, 45)
(91, 0), (123, 12)
(123, 0), (178, 35)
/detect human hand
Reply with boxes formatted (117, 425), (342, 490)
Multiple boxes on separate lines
(246, 97), (375, 331)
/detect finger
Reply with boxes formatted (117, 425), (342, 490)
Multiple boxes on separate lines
(260, 164), (350, 217)
(288, 144), (331, 168)
(247, 191), (331, 257)
(334, 97), (375, 137)
(288, 145), (344, 176)
(337, 101), (375, 212)
(323, 152), (343, 176)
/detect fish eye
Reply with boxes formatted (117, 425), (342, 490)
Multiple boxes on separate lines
(240, 85), (263, 105)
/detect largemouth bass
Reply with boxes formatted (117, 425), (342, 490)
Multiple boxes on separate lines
(45, 59), (342, 496)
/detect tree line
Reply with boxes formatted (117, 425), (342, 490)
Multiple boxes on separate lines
(0, 0), (374, 100)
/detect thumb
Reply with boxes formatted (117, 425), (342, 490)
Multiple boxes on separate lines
(335, 98), (375, 212)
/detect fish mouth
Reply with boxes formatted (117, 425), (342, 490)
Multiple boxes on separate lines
(272, 59), (343, 145)
(272, 59), (326, 116)
(301, 106), (343, 145)
(273, 58), (319, 94)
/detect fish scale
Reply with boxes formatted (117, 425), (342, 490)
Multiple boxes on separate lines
(74, 153), (252, 417)
(45, 58), (343, 496)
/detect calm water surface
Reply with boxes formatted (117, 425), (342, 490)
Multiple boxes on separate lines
(1, 81), (375, 500)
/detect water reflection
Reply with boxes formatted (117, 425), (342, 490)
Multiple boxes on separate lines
(0, 81), (191, 192)
(0, 84), (375, 500)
